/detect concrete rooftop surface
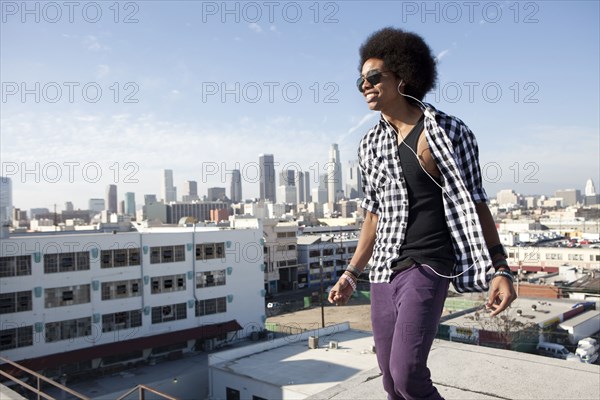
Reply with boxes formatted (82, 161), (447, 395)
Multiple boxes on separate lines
(308, 340), (600, 400)
(1, 332), (599, 399)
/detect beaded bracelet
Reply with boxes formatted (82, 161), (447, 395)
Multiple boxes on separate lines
(492, 270), (514, 282)
(345, 264), (361, 279)
(340, 272), (357, 291)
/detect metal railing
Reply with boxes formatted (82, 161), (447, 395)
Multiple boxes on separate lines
(115, 384), (178, 400)
(0, 356), (89, 400)
(0, 357), (178, 400)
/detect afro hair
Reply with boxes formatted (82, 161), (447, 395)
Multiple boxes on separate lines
(359, 27), (437, 100)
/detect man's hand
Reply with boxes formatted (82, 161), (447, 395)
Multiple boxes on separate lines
(327, 276), (354, 306)
(486, 275), (517, 317)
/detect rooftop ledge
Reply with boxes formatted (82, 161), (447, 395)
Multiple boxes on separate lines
(308, 339), (600, 400)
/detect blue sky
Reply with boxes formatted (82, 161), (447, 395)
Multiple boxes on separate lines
(1, 0), (599, 211)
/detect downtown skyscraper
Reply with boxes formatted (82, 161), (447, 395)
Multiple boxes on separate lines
(259, 154), (276, 203)
(105, 184), (117, 213)
(327, 144), (343, 203)
(162, 169), (177, 203)
(230, 169), (242, 203)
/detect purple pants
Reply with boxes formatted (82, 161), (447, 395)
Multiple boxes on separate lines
(370, 264), (449, 400)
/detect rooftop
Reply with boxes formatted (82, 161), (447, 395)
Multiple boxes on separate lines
(2, 329), (599, 400)
(443, 297), (577, 331)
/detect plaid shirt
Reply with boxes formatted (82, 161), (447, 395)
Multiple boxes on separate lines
(359, 103), (491, 293)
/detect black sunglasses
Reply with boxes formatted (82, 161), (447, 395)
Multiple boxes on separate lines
(356, 70), (390, 92)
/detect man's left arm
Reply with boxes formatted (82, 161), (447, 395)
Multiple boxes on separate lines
(454, 122), (517, 315)
(475, 202), (517, 316)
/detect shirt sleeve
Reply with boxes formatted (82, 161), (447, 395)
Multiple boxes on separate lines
(358, 138), (380, 215)
(454, 123), (488, 204)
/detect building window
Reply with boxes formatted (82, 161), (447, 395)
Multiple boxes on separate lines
(196, 242), (226, 261)
(151, 303), (187, 324)
(150, 248), (161, 264)
(45, 285), (91, 308)
(101, 248), (142, 268)
(150, 245), (185, 264)
(0, 326), (33, 350)
(0, 255), (32, 278)
(44, 252), (89, 273)
(150, 274), (186, 294)
(226, 388), (240, 400)
(0, 291), (32, 314)
(45, 317), (92, 343)
(196, 269), (226, 288)
(102, 309), (142, 332)
(196, 297), (227, 317)
(101, 279), (142, 301)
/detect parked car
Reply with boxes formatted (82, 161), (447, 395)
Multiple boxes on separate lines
(578, 337), (599, 352)
(536, 342), (580, 361)
(576, 345), (599, 364)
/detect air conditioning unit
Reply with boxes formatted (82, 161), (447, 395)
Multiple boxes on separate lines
(328, 341), (339, 349)
(308, 336), (319, 349)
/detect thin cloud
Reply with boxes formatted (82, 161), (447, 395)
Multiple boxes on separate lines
(248, 23), (262, 33)
(436, 49), (450, 62)
(83, 35), (110, 52)
(96, 64), (110, 79)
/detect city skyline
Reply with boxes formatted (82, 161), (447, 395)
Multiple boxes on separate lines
(1, 1), (598, 211)
(2, 170), (597, 215)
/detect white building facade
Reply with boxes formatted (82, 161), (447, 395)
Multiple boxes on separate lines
(0, 226), (265, 376)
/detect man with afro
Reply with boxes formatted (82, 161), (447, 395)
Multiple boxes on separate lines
(328, 28), (516, 400)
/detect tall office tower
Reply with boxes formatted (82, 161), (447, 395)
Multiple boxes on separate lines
(585, 178), (596, 196)
(279, 169), (295, 187)
(346, 160), (363, 199)
(0, 176), (12, 224)
(207, 187), (226, 201)
(327, 144), (343, 203)
(162, 169), (177, 203)
(259, 154), (276, 202)
(105, 184), (118, 213)
(64, 202), (74, 212)
(303, 171), (311, 202)
(124, 192), (136, 216)
(311, 173), (328, 204)
(182, 180), (199, 202)
(144, 194), (158, 206)
(297, 171), (305, 203)
(230, 169), (242, 203)
(89, 198), (105, 213)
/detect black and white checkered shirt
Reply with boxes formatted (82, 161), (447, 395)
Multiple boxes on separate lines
(359, 103), (491, 293)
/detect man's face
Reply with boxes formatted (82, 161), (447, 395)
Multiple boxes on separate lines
(359, 58), (401, 112)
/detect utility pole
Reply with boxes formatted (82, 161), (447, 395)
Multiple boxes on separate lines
(319, 256), (325, 328)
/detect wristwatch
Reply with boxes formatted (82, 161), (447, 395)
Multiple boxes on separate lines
(488, 244), (508, 259)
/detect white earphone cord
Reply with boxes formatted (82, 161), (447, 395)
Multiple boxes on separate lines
(395, 84), (485, 280)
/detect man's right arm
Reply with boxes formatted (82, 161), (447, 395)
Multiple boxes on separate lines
(349, 210), (378, 273)
(328, 210), (378, 306)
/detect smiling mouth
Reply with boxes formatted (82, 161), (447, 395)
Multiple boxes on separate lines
(365, 92), (378, 102)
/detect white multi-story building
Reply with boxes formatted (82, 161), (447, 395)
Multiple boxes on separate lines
(229, 217), (298, 293)
(0, 226), (264, 376)
(297, 232), (359, 289)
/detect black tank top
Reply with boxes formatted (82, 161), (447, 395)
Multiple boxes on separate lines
(393, 115), (455, 274)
